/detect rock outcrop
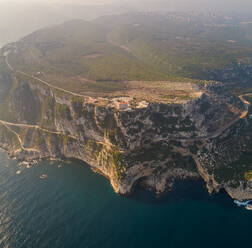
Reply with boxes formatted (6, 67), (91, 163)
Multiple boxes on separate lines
(206, 61), (252, 83)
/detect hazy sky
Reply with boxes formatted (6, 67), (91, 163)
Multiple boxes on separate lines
(1, 0), (252, 47)
(1, 0), (252, 8)
(40, 0), (116, 4)
(1, 0), (251, 4)
(1, 0), (252, 10)
(0, 0), (118, 4)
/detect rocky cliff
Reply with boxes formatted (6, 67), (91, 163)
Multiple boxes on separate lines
(1, 60), (252, 200)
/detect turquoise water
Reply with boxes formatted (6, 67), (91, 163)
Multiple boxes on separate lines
(0, 150), (251, 248)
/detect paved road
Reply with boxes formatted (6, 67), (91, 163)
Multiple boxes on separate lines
(1, 122), (40, 153)
(0, 120), (112, 148)
(0, 120), (77, 140)
(209, 96), (249, 139)
(0, 119), (79, 152)
(4, 52), (86, 99)
(17, 71), (86, 98)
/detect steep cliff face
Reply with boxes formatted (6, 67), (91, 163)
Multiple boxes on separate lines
(196, 116), (252, 201)
(1, 69), (252, 200)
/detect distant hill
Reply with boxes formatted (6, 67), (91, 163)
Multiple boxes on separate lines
(2, 0), (252, 47)
(5, 12), (252, 94)
(0, 1), (126, 47)
(96, 13), (252, 79)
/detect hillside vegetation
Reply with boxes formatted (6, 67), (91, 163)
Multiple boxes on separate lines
(6, 13), (252, 94)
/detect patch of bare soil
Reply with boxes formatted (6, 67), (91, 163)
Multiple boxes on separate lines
(83, 53), (104, 59)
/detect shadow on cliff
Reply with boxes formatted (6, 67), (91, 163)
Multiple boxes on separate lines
(128, 179), (235, 208)
(60, 158), (235, 209)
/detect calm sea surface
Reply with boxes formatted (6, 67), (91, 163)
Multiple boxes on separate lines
(0, 150), (251, 248)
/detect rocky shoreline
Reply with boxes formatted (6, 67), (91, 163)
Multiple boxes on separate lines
(2, 145), (252, 202)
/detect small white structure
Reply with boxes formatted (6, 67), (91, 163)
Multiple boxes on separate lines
(118, 102), (129, 110)
(137, 101), (149, 109)
(33, 71), (45, 77)
(227, 40), (237, 43)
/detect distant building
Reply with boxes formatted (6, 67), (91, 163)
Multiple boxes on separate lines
(137, 101), (149, 108)
(33, 72), (44, 77)
(118, 102), (129, 110)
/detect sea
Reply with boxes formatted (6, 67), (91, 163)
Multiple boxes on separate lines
(0, 149), (251, 248)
